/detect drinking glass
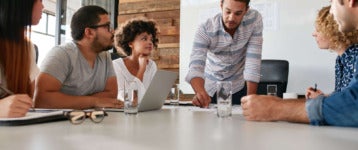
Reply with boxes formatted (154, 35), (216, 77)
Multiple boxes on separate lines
(216, 81), (232, 118)
(169, 84), (180, 105)
(124, 81), (139, 115)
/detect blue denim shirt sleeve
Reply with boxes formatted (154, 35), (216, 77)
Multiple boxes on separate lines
(306, 95), (326, 126)
(321, 83), (358, 127)
(305, 55), (358, 127)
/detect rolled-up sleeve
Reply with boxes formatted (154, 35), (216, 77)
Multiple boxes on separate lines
(185, 24), (210, 83)
(244, 11), (263, 83)
(306, 95), (325, 126)
(306, 82), (358, 127)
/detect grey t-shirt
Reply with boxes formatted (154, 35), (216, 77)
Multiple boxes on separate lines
(40, 41), (115, 96)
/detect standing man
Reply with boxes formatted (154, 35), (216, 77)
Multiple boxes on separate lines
(34, 6), (123, 109)
(241, 0), (358, 127)
(186, 0), (263, 107)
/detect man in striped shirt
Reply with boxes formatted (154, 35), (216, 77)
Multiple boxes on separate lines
(186, 0), (263, 107)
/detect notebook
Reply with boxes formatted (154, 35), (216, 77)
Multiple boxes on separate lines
(0, 110), (67, 126)
(106, 69), (178, 112)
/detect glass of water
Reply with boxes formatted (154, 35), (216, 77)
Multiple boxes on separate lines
(124, 81), (139, 115)
(216, 81), (232, 118)
(169, 84), (180, 105)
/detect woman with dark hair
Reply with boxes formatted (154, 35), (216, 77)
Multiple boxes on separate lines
(113, 17), (159, 102)
(0, 0), (43, 118)
(306, 6), (358, 99)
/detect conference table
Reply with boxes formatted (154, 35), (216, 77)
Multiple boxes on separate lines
(1, 106), (358, 150)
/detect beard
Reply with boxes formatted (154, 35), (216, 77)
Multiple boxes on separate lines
(93, 35), (114, 52)
(102, 45), (114, 51)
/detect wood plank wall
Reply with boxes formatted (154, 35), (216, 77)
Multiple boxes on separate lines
(117, 0), (180, 72)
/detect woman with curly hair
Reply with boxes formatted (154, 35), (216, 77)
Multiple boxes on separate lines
(113, 18), (159, 102)
(306, 6), (358, 99)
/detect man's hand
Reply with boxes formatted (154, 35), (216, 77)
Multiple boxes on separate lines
(94, 98), (124, 109)
(241, 95), (281, 121)
(192, 91), (211, 108)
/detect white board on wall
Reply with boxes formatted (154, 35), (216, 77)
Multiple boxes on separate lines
(180, 0), (334, 95)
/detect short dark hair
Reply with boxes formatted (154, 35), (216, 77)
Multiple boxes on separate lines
(71, 5), (108, 41)
(221, 0), (250, 6)
(115, 18), (159, 56)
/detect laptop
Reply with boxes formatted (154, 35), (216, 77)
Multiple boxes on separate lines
(106, 69), (178, 112)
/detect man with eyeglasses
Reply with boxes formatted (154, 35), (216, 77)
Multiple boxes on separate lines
(34, 5), (123, 109)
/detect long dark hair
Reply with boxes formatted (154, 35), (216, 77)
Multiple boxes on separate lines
(0, 0), (35, 94)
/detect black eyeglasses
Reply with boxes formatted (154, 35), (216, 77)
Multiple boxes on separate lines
(63, 109), (108, 125)
(88, 23), (112, 32)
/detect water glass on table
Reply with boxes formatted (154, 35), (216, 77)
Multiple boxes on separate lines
(124, 81), (139, 115)
(216, 81), (232, 118)
(169, 84), (180, 106)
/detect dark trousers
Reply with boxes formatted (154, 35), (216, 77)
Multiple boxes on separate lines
(211, 85), (247, 105)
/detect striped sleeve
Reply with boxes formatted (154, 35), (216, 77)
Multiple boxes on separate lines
(185, 24), (210, 83)
(244, 11), (263, 83)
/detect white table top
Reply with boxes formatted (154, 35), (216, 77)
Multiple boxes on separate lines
(1, 106), (358, 150)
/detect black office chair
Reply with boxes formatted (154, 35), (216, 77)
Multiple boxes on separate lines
(257, 59), (289, 98)
(34, 44), (39, 64)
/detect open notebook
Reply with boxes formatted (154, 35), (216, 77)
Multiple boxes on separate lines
(106, 69), (178, 112)
(0, 110), (67, 126)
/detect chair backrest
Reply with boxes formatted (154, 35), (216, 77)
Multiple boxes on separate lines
(34, 44), (39, 64)
(257, 59), (289, 98)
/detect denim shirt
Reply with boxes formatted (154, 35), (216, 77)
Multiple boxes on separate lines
(335, 44), (358, 92)
(306, 54), (358, 127)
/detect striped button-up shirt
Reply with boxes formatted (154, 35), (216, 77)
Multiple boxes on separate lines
(185, 9), (263, 96)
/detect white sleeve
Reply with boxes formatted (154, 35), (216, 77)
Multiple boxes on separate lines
(29, 43), (40, 82)
(113, 60), (126, 101)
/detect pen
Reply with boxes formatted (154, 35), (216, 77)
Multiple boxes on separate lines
(314, 83), (317, 92)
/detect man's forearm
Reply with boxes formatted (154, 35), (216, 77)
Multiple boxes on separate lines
(91, 90), (117, 99)
(246, 81), (258, 95)
(276, 99), (310, 123)
(35, 92), (98, 109)
(190, 77), (206, 94)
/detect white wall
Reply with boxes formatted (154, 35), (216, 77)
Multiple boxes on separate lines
(180, 0), (334, 95)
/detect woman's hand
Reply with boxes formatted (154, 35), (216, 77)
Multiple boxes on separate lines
(0, 94), (33, 118)
(305, 87), (324, 99)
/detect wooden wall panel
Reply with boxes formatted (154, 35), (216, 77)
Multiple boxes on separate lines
(119, 1), (179, 14)
(118, 0), (180, 70)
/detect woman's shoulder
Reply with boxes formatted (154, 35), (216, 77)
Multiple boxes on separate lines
(148, 59), (157, 70)
(113, 57), (125, 64)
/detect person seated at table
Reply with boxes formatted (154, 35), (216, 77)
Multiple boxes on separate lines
(34, 6), (123, 110)
(0, 0), (43, 118)
(241, 4), (358, 127)
(306, 6), (358, 99)
(113, 17), (159, 102)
